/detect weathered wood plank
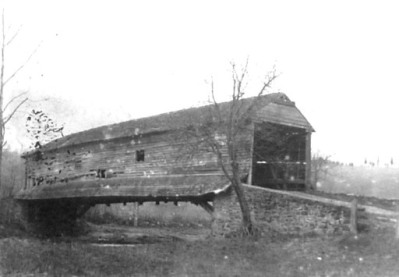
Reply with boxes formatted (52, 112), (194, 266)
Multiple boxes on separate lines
(15, 174), (229, 200)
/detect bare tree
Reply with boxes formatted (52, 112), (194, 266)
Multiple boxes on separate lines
(177, 61), (277, 234)
(0, 9), (38, 191)
(311, 152), (331, 188)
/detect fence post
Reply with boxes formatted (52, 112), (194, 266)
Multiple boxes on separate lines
(133, 202), (139, 227)
(350, 198), (358, 235)
(395, 207), (399, 240)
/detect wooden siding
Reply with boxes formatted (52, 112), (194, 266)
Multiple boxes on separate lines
(16, 174), (229, 201)
(255, 103), (314, 131)
(16, 93), (314, 200)
(17, 128), (253, 200)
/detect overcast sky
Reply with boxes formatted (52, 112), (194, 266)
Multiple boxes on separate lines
(3, 0), (399, 165)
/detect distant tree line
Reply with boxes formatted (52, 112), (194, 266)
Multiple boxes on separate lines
(364, 157), (395, 167)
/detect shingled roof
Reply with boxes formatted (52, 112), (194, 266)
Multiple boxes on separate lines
(23, 93), (313, 156)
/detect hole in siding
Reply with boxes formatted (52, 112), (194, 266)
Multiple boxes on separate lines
(75, 160), (82, 170)
(136, 150), (145, 162)
(97, 169), (106, 178)
(33, 151), (43, 162)
(36, 177), (44, 186)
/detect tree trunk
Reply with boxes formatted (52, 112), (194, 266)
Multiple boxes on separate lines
(0, 145), (2, 192)
(350, 198), (358, 235)
(0, 113), (3, 193)
(0, 10), (5, 193)
(231, 162), (253, 233)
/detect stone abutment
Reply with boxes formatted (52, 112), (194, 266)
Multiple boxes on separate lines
(211, 185), (353, 237)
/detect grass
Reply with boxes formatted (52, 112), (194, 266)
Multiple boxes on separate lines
(2, 222), (399, 276)
(0, 229), (291, 276)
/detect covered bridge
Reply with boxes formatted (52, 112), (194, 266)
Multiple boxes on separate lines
(15, 93), (313, 231)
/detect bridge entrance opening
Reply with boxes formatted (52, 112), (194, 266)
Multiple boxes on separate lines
(251, 122), (307, 190)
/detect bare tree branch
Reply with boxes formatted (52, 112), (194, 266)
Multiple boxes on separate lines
(237, 68), (278, 126)
(210, 141), (233, 182)
(236, 57), (248, 98)
(6, 24), (22, 46)
(3, 97), (28, 125)
(3, 41), (41, 87)
(1, 8), (5, 95)
(210, 77), (223, 125)
(3, 90), (27, 112)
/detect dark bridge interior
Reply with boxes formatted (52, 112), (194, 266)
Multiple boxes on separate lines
(252, 122), (307, 190)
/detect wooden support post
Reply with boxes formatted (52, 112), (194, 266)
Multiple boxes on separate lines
(305, 131), (312, 190)
(198, 202), (214, 216)
(76, 204), (91, 218)
(248, 123), (255, 186)
(350, 198), (358, 235)
(395, 207), (399, 240)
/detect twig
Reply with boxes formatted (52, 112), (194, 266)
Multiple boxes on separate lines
(3, 97), (28, 125)
(6, 24), (22, 46)
(3, 41), (42, 86)
(3, 90), (28, 112)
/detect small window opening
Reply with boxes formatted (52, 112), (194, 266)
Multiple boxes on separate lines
(97, 169), (106, 178)
(136, 150), (145, 162)
(75, 160), (82, 170)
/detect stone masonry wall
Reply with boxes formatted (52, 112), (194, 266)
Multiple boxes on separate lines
(212, 186), (351, 237)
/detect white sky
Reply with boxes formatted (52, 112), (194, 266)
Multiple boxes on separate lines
(2, 0), (399, 165)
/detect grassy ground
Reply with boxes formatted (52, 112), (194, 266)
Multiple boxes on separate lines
(2, 222), (399, 276)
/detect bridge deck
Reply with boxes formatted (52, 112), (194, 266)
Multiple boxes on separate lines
(15, 174), (229, 205)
